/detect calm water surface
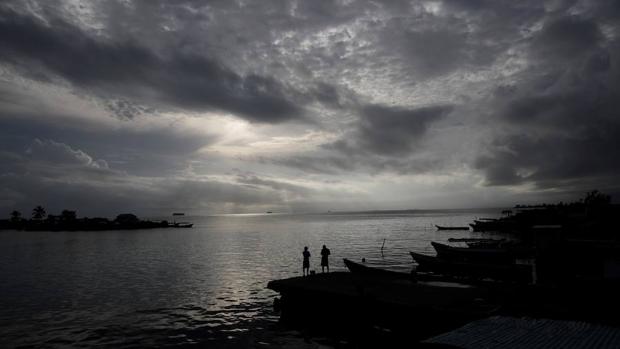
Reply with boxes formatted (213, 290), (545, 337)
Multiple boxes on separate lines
(0, 210), (502, 347)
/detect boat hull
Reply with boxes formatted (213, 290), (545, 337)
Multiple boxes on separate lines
(410, 251), (532, 283)
(436, 225), (470, 231)
(343, 258), (412, 280)
(431, 241), (515, 264)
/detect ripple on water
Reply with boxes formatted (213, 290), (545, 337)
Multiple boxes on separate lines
(0, 210), (497, 347)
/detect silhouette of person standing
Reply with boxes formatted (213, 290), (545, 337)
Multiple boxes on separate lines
(302, 246), (311, 276)
(321, 245), (331, 273)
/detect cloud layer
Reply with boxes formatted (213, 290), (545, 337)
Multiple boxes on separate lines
(1, 0), (619, 214)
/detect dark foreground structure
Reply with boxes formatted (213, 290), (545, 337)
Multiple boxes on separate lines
(268, 272), (496, 345)
(424, 316), (620, 348)
(268, 268), (620, 347)
(268, 193), (620, 347)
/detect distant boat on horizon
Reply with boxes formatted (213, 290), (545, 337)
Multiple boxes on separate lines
(172, 222), (193, 228)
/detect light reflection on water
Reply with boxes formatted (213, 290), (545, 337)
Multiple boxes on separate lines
(0, 210), (501, 347)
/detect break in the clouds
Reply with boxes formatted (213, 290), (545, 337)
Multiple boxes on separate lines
(1, 0), (619, 215)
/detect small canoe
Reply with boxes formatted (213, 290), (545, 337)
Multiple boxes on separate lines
(435, 225), (470, 231)
(343, 258), (413, 280)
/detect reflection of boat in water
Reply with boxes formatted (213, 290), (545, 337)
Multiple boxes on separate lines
(343, 258), (412, 280)
(436, 225), (470, 231)
(410, 251), (532, 283)
(431, 241), (515, 264)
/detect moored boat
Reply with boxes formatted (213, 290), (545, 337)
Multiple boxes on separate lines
(435, 225), (470, 231)
(431, 241), (515, 264)
(466, 240), (508, 248)
(448, 238), (505, 243)
(170, 213), (192, 228)
(469, 218), (516, 232)
(172, 222), (193, 228)
(343, 258), (412, 280)
(410, 251), (532, 283)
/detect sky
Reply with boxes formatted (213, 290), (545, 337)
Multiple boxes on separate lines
(1, 0), (619, 216)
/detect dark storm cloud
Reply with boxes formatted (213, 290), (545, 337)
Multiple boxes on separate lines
(264, 103), (452, 175)
(0, 110), (216, 178)
(376, 24), (485, 79)
(355, 104), (454, 155)
(474, 124), (620, 188)
(363, 1), (546, 84)
(294, 103), (454, 173)
(308, 82), (349, 109)
(531, 16), (602, 61)
(0, 7), (303, 123)
(474, 9), (620, 192)
(476, 107), (620, 187)
(2, 0), (620, 211)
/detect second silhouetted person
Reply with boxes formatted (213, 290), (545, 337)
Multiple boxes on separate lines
(302, 246), (311, 276)
(321, 245), (330, 273)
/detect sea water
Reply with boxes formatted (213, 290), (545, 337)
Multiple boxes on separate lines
(0, 209), (502, 347)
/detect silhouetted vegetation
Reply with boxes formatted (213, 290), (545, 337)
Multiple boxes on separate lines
(0, 206), (187, 231)
(470, 190), (618, 239)
(32, 205), (46, 220)
(60, 209), (76, 222)
(10, 210), (22, 223)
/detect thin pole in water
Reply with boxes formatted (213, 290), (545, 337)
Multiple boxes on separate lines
(381, 238), (386, 257)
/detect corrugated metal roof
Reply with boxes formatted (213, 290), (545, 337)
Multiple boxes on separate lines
(423, 316), (620, 349)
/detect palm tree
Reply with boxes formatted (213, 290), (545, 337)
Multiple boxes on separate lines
(32, 206), (46, 220)
(10, 210), (22, 222)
